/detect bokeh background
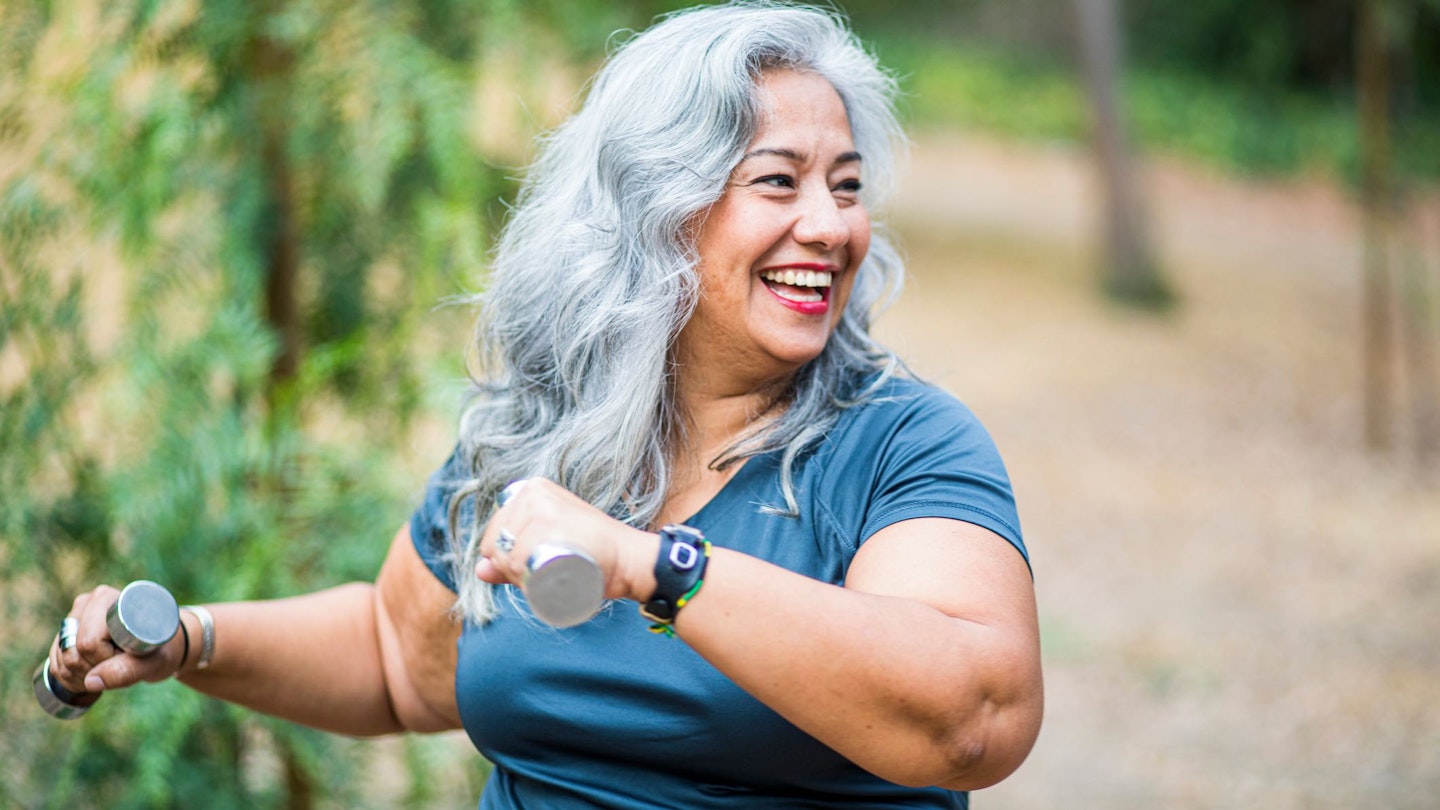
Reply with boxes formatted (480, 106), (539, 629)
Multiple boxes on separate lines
(3, 1), (1438, 807)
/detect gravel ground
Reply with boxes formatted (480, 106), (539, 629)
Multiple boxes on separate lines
(884, 134), (1440, 809)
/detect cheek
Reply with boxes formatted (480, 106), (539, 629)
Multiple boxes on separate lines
(831, 271), (858, 323)
(832, 210), (871, 319)
(846, 208), (872, 269)
(695, 207), (776, 284)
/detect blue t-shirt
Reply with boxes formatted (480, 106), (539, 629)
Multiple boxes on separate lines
(410, 377), (1026, 809)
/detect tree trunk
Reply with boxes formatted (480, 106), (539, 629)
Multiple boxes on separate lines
(251, 36), (302, 402)
(1385, 0), (1440, 466)
(263, 130), (300, 391)
(1358, 0), (1397, 451)
(249, 34), (314, 810)
(1399, 217), (1440, 464)
(1073, 0), (1173, 308)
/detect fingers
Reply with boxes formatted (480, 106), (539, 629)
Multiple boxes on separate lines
(479, 479), (535, 584)
(494, 479), (528, 510)
(83, 650), (175, 692)
(50, 584), (180, 694)
(477, 478), (654, 601)
(480, 478), (579, 583)
(73, 585), (118, 662)
(474, 556), (509, 586)
(49, 585), (118, 694)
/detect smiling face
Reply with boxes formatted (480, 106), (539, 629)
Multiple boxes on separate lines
(676, 69), (872, 391)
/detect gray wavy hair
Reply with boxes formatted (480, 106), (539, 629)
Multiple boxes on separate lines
(449, 1), (908, 622)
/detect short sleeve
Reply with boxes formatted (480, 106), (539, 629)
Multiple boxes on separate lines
(408, 448), (474, 592)
(845, 384), (1028, 567)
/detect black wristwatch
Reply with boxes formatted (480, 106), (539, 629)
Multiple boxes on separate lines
(639, 524), (710, 625)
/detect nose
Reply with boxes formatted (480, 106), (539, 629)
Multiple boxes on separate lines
(790, 187), (850, 251)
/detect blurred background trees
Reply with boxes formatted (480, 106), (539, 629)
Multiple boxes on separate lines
(1, 0), (1437, 807)
(1072, 0), (1173, 307)
(842, 0), (1439, 459)
(1, 0), (508, 806)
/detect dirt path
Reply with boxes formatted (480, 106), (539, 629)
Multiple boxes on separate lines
(884, 134), (1440, 808)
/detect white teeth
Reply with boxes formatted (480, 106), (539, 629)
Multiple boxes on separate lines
(771, 285), (822, 303)
(761, 269), (833, 288)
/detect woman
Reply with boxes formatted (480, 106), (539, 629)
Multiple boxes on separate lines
(50, 3), (1042, 807)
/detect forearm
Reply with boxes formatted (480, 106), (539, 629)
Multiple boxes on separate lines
(673, 548), (1042, 789)
(475, 480), (1042, 787)
(175, 583), (404, 737)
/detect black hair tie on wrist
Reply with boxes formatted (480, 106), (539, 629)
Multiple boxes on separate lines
(174, 618), (191, 678)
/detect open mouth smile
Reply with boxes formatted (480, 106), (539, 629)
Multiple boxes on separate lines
(760, 268), (834, 307)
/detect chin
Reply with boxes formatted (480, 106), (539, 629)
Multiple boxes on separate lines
(765, 339), (830, 371)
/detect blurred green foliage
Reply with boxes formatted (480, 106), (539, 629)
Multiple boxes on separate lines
(876, 41), (1424, 180)
(0, 0), (510, 805)
(846, 0), (1440, 182)
(1124, 0), (1440, 180)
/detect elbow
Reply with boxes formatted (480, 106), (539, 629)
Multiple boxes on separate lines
(867, 732), (1001, 791)
(931, 733), (1011, 791)
(933, 691), (1044, 791)
(864, 704), (1040, 791)
(942, 734), (996, 788)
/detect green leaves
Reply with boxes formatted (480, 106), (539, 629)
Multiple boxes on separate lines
(0, 0), (512, 805)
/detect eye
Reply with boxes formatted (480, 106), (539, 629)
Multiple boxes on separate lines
(753, 174), (795, 189)
(833, 178), (863, 194)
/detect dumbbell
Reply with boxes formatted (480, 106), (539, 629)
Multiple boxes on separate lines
(492, 480), (604, 629)
(33, 580), (179, 720)
(525, 544), (604, 628)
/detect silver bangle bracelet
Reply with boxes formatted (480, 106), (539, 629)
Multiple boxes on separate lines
(181, 605), (215, 670)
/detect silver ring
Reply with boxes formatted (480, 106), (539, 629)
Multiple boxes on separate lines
(58, 617), (78, 652)
(496, 528), (517, 554)
(495, 479), (528, 510)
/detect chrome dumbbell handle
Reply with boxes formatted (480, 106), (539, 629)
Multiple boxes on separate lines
(525, 544), (604, 628)
(33, 580), (180, 720)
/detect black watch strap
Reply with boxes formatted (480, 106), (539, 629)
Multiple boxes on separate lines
(640, 524), (710, 625)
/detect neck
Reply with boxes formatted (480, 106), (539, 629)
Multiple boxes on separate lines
(673, 365), (792, 463)
(653, 368), (788, 527)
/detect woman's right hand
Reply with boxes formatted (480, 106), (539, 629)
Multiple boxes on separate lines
(49, 585), (188, 696)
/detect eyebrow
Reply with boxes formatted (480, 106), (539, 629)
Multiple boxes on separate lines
(740, 147), (863, 166)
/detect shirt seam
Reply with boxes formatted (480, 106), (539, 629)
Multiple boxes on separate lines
(815, 496), (855, 555)
(864, 500), (1022, 545)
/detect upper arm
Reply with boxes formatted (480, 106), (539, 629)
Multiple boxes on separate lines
(846, 518), (1042, 784)
(846, 517), (1036, 631)
(374, 524), (463, 732)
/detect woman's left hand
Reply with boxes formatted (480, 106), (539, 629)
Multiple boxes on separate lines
(476, 478), (659, 602)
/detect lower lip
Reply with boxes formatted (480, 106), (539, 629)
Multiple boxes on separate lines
(762, 280), (832, 316)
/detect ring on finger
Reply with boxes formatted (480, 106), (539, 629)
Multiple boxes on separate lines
(58, 617), (79, 653)
(496, 528), (517, 554)
(495, 479), (528, 510)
